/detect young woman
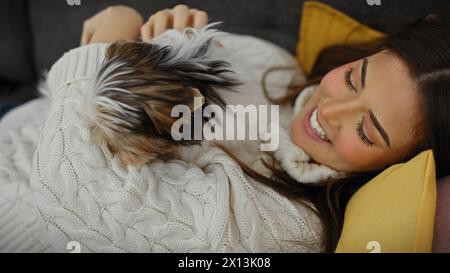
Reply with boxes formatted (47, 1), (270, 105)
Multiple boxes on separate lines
(1, 5), (447, 252)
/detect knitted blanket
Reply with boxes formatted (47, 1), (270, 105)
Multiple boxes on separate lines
(0, 31), (328, 252)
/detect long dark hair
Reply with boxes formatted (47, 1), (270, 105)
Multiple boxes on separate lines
(228, 14), (450, 252)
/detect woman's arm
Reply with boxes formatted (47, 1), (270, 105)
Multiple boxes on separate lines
(80, 5), (144, 46)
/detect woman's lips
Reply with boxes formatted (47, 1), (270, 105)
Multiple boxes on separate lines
(303, 107), (331, 144)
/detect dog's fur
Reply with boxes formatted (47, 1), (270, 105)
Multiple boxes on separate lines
(86, 24), (240, 168)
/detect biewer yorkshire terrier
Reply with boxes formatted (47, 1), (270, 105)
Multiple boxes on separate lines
(86, 23), (240, 168)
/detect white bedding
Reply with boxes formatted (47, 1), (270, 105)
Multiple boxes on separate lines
(0, 31), (326, 252)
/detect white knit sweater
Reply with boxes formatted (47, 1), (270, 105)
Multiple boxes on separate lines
(0, 32), (330, 252)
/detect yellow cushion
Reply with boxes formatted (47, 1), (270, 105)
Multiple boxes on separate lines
(335, 150), (437, 253)
(296, 1), (385, 75)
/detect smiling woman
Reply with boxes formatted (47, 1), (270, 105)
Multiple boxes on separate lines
(291, 50), (421, 172)
(247, 14), (450, 252)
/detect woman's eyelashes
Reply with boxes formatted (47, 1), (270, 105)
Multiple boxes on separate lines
(356, 117), (374, 148)
(345, 66), (357, 94)
(345, 66), (373, 147)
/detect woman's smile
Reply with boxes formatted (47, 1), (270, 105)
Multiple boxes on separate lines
(304, 106), (332, 144)
(291, 51), (421, 172)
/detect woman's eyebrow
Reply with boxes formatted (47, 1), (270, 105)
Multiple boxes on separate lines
(360, 58), (368, 89)
(369, 110), (391, 148)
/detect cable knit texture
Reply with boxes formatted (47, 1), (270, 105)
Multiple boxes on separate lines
(1, 32), (327, 252)
(0, 98), (54, 252)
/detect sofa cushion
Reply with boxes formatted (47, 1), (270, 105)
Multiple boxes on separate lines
(336, 150), (436, 253)
(296, 1), (385, 76)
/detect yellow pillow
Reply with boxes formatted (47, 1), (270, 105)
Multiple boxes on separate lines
(295, 1), (437, 252)
(336, 150), (437, 253)
(296, 1), (385, 75)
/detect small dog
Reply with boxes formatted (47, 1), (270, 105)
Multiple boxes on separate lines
(86, 24), (240, 168)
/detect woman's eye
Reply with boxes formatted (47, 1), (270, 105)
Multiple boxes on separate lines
(345, 66), (357, 94)
(356, 117), (374, 148)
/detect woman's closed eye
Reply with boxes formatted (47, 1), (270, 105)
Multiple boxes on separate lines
(345, 66), (357, 94)
(345, 58), (368, 94)
(357, 117), (374, 147)
(344, 61), (376, 148)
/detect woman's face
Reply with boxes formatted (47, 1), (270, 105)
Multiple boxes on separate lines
(291, 50), (421, 172)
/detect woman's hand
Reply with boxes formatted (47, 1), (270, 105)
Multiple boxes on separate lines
(80, 5), (144, 46)
(140, 4), (208, 42)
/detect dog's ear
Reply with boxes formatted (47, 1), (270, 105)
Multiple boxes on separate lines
(149, 25), (241, 107)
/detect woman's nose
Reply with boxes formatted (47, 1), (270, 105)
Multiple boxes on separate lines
(319, 97), (362, 127)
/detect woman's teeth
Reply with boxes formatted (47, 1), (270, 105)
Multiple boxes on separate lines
(310, 108), (330, 142)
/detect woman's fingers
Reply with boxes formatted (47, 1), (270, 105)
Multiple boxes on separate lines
(193, 10), (208, 29)
(140, 15), (154, 41)
(172, 5), (190, 31)
(153, 9), (171, 38)
(141, 6), (209, 42)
